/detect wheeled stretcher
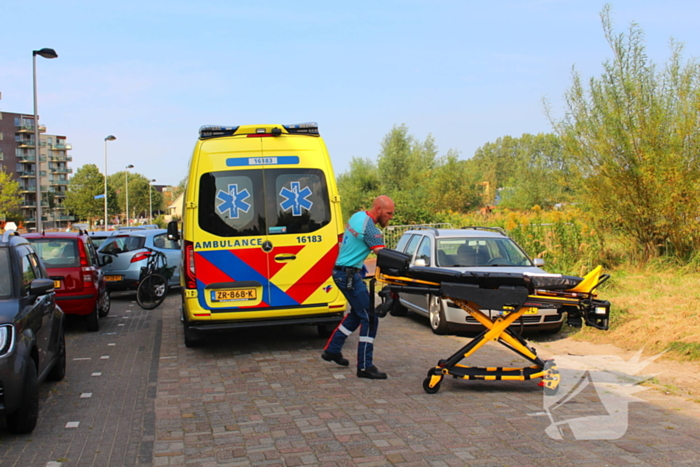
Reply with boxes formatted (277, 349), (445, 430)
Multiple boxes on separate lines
(373, 249), (611, 394)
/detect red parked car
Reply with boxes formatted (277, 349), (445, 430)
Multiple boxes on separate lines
(23, 231), (112, 332)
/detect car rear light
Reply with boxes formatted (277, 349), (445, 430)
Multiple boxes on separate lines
(184, 240), (196, 289)
(130, 251), (151, 263)
(79, 242), (93, 284)
(78, 242), (89, 268)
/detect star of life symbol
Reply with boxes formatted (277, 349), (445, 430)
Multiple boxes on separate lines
(537, 349), (663, 440)
(216, 184), (251, 219)
(279, 181), (313, 217)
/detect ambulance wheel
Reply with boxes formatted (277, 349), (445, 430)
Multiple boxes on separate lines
(183, 322), (202, 348)
(423, 377), (441, 394)
(317, 324), (333, 338)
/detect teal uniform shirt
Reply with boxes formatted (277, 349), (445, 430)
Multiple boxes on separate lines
(335, 211), (385, 269)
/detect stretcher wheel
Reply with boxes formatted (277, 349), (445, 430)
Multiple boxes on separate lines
(423, 376), (442, 394)
(542, 360), (561, 396)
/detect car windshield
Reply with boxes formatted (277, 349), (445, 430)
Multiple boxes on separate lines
(0, 249), (12, 298)
(27, 239), (80, 268)
(98, 235), (146, 254)
(436, 237), (532, 267)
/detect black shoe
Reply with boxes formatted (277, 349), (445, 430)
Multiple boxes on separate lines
(357, 366), (388, 380)
(322, 351), (349, 366)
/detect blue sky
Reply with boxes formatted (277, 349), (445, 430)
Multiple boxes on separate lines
(3, 1), (700, 187)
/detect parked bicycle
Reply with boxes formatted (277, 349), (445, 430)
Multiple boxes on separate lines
(136, 248), (174, 309)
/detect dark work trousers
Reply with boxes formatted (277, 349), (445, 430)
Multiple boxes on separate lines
(324, 269), (378, 370)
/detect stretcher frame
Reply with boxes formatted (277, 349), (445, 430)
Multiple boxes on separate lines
(375, 266), (610, 394)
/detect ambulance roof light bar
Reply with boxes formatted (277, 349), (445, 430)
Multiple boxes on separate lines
(199, 122), (320, 140)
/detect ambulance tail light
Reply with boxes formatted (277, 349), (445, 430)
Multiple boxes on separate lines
(184, 240), (197, 289)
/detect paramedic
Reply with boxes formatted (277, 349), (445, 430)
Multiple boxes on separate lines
(322, 195), (395, 379)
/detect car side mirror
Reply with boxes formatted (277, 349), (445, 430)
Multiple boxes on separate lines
(30, 278), (55, 296)
(167, 220), (180, 241)
(533, 258), (545, 267)
(414, 258), (427, 267)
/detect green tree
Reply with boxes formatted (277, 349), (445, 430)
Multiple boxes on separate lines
(108, 171), (163, 223)
(376, 125), (441, 224)
(547, 5), (700, 259)
(470, 134), (570, 210)
(336, 157), (381, 221)
(64, 164), (117, 226)
(426, 150), (482, 213)
(0, 169), (22, 220)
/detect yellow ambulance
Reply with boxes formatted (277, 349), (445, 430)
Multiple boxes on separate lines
(168, 123), (346, 347)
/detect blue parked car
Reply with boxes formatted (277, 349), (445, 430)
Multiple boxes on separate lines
(97, 229), (181, 291)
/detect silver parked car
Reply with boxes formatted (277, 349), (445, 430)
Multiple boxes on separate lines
(96, 229), (181, 291)
(389, 226), (565, 335)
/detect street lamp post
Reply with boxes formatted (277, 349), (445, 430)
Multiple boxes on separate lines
(125, 164), (134, 227)
(104, 135), (116, 231)
(149, 179), (156, 224)
(32, 48), (58, 232)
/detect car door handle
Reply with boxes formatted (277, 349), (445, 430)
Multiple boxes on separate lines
(274, 255), (296, 262)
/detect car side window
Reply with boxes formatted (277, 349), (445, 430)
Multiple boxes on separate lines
(416, 237), (432, 265)
(20, 252), (37, 295)
(154, 233), (179, 250)
(404, 234), (422, 259)
(396, 234), (412, 252)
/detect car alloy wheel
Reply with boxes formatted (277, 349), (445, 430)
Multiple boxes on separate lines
(429, 296), (449, 335)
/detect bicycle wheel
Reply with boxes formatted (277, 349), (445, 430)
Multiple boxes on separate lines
(136, 273), (169, 310)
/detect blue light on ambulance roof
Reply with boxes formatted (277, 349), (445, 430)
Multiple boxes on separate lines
(283, 122), (319, 135)
(199, 125), (239, 139)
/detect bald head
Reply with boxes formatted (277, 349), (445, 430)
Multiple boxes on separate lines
(370, 195), (395, 228)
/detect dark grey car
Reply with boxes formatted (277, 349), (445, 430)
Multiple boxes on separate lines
(0, 230), (66, 434)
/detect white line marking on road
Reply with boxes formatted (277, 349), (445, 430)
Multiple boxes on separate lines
(65, 421), (80, 428)
(80, 393), (92, 398)
(46, 462), (63, 467)
(73, 358), (91, 361)
(333, 374), (346, 379)
(108, 343), (116, 346)
(118, 323), (125, 326)
(160, 356), (177, 359)
(91, 372), (102, 376)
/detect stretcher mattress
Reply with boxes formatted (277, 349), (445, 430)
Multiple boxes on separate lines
(376, 248), (583, 293)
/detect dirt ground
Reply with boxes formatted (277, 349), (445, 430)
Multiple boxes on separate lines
(532, 334), (700, 403)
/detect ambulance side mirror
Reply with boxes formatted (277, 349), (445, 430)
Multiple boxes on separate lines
(167, 221), (180, 241)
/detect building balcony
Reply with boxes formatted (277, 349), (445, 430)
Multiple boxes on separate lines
(16, 124), (46, 133)
(19, 171), (36, 178)
(48, 154), (73, 162)
(50, 167), (73, 175)
(16, 140), (46, 148)
(18, 199), (47, 207)
(48, 143), (72, 151)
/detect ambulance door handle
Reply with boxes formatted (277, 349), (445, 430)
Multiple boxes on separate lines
(274, 254), (296, 262)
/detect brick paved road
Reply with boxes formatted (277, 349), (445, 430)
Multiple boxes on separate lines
(0, 291), (161, 467)
(3, 291), (700, 467)
(154, 296), (700, 467)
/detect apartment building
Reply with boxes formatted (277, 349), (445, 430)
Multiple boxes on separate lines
(0, 111), (73, 230)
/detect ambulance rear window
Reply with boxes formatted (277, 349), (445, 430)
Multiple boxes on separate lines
(198, 168), (331, 237)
